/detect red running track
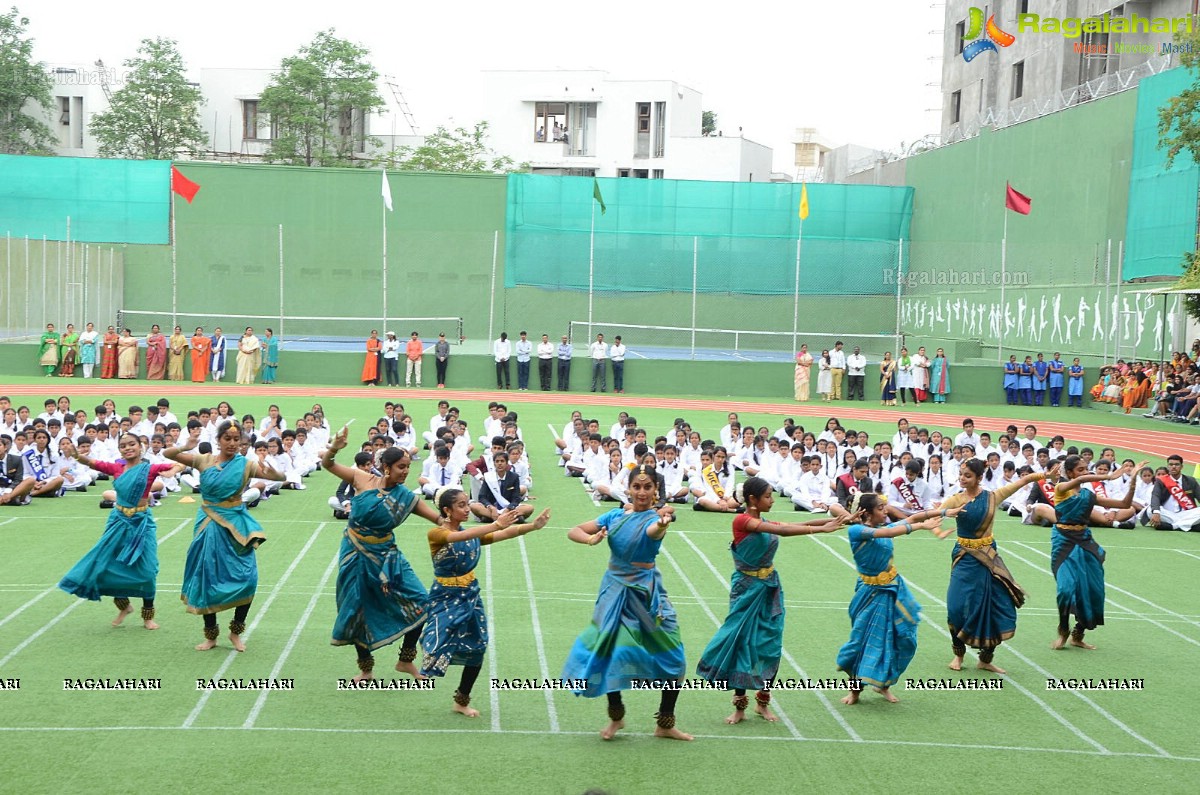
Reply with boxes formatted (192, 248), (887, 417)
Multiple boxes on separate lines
(5, 383), (1198, 461)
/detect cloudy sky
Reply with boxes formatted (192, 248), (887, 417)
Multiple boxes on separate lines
(26, 0), (946, 174)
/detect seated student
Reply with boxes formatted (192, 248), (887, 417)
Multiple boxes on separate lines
(1130, 465), (1156, 519)
(329, 451), (375, 519)
(567, 433), (601, 479)
(448, 421), (474, 467)
(246, 440), (287, 501)
(57, 436), (95, 493)
(558, 416), (587, 468)
(884, 459), (931, 521)
(1146, 455), (1200, 531)
(591, 448), (629, 503)
(1079, 459), (1139, 528)
(469, 451), (533, 522)
(420, 445), (463, 498)
(925, 454), (948, 505)
(657, 443), (690, 504)
(980, 451), (1004, 492)
(423, 400), (452, 447)
(754, 436), (785, 490)
(792, 455), (834, 513)
(0, 434), (36, 506)
(20, 429), (64, 498)
(830, 458), (872, 521)
(279, 430), (316, 483)
(144, 434), (182, 492)
(394, 416), (420, 459)
(694, 446), (739, 513)
(680, 431), (704, 478)
(508, 441), (532, 495)
(865, 454), (886, 494)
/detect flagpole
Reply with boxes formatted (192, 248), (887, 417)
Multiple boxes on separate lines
(792, 220), (802, 354)
(382, 195), (388, 329)
(998, 204), (1008, 363)
(588, 198), (595, 340)
(170, 191), (177, 328)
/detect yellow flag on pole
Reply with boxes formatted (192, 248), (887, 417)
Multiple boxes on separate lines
(799, 183), (810, 221)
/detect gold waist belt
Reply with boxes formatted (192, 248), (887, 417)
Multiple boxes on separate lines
(1055, 524), (1086, 532)
(203, 498), (242, 509)
(116, 504), (147, 517)
(348, 528), (393, 543)
(957, 535), (995, 549)
(435, 572), (476, 588)
(739, 566), (775, 579)
(860, 565), (898, 586)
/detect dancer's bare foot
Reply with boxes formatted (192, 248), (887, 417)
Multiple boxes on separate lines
(724, 708), (745, 725)
(873, 686), (900, 703)
(948, 655), (964, 671)
(142, 618), (160, 630)
(1069, 636), (1096, 650)
(351, 671), (374, 684)
(394, 659), (428, 679)
(600, 719), (624, 740)
(229, 632), (246, 652)
(195, 638), (217, 651)
(841, 689), (860, 705)
(112, 604), (135, 627)
(976, 661), (1006, 674)
(654, 725), (693, 741)
(1050, 633), (1068, 650)
(754, 703), (779, 721)
(452, 702), (480, 718)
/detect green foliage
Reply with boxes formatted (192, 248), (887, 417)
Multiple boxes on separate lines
(0, 7), (55, 155)
(380, 121), (518, 173)
(1176, 250), (1200, 323)
(1157, 25), (1200, 168)
(259, 29), (384, 167)
(701, 109), (717, 137)
(89, 38), (206, 160)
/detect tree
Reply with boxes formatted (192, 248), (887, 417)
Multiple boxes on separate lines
(0, 7), (55, 155)
(380, 121), (519, 173)
(701, 110), (717, 137)
(89, 37), (206, 159)
(259, 29), (384, 167)
(1159, 25), (1200, 323)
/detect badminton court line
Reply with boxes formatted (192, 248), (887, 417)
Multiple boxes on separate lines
(0, 519), (191, 669)
(657, 545), (804, 740)
(243, 550), (339, 728)
(517, 535), (559, 733)
(183, 522), (327, 729)
(806, 533), (1166, 757)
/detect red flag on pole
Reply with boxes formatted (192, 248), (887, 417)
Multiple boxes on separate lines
(1005, 182), (1031, 215)
(171, 165), (200, 203)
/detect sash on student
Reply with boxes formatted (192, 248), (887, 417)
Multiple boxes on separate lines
(21, 449), (47, 481)
(837, 472), (859, 495)
(1091, 481), (1107, 499)
(1038, 478), (1056, 505)
(703, 465), (725, 498)
(1160, 474), (1196, 511)
(893, 477), (922, 510)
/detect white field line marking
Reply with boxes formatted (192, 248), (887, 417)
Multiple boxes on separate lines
(182, 522), (327, 728)
(657, 543), (804, 740)
(813, 533), (1174, 756)
(516, 535), (559, 733)
(242, 550), (339, 728)
(1176, 549), (1200, 561)
(484, 544), (501, 732)
(0, 519), (190, 666)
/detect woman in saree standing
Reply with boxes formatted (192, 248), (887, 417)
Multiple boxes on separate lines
(78, 322), (99, 379)
(794, 344), (814, 402)
(145, 324), (167, 380)
(117, 328), (139, 379)
(937, 458), (1056, 673)
(422, 488), (550, 716)
(58, 324), (79, 377)
(210, 328), (227, 381)
(100, 325), (119, 379)
(362, 330), (382, 386)
(190, 327), (210, 383)
(562, 465), (692, 741)
(879, 351), (897, 406)
(167, 325), (188, 381)
(261, 328), (279, 384)
(323, 431), (442, 680)
(165, 421), (285, 651)
(835, 493), (953, 704)
(930, 347), (950, 404)
(696, 477), (847, 723)
(39, 323), (60, 376)
(58, 435), (177, 630)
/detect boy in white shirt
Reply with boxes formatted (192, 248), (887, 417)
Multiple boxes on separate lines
(424, 400), (452, 447)
(792, 457), (833, 513)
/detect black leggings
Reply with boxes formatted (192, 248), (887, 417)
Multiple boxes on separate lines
(607, 688), (680, 716)
(203, 603), (250, 629)
(952, 636), (995, 664)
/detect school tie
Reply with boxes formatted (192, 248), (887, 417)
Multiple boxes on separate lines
(441, 467), (448, 486)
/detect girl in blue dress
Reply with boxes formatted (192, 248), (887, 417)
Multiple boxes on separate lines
(563, 465), (692, 741)
(323, 434), (443, 681)
(1003, 355), (1019, 405)
(696, 477), (847, 723)
(1017, 356), (1035, 406)
(166, 421), (286, 651)
(1067, 358), (1085, 407)
(422, 488), (550, 716)
(58, 434), (176, 629)
(1030, 455), (1146, 650)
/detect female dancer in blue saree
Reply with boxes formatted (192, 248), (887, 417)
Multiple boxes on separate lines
(937, 458), (1054, 673)
(1030, 455), (1145, 650)
(696, 477), (847, 723)
(322, 432), (442, 681)
(166, 421), (285, 651)
(563, 465), (692, 741)
(422, 488), (550, 715)
(835, 493), (952, 704)
(58, 434), (176, 629)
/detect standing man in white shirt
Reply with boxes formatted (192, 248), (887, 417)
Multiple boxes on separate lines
(829, 340), (847, 400)
(381, 331), (401, 387)
(589, 333), (608, 393)
(610, 335), (627, 393)
(514, 331), (533, 391)
(493, 332), (512, 390)
(557, 335), (573, 391)
(846, 345), (867, 400)
(536, 333), (555, 391)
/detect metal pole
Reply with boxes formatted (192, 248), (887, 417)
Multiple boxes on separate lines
(1159, 293), (1168, 380)
(171, 193), (178, 327)
(1103, 238), (1111, 364)
(5, 233), (9, 338)
(691, 236), (698, 361)
(588, 200), (595, 339)
(488, 230), (498, 342)
(792, 222), (802, 355)
(382, 200), (388, 328)
(895, 238), (904, 357)
(998, 208), (1008, 363)
(1114, 240), (1124, 360)
(278, 224), (284, 341)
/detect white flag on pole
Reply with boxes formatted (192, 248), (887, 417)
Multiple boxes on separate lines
(381, 169), (393, 212)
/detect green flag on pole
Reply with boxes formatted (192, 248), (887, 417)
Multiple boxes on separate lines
(593, 178), (606, 215)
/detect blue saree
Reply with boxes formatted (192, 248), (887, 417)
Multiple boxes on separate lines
(1052, 486), (1105, 631)
(420, 530), (488, 677)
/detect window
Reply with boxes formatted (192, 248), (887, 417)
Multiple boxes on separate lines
(636, 102), (651, 132)
(635, 102), (651, 158)
(1012, 61), (1025, 99)
(618, 168), (631, 177)
(652, 169), (664, 179)
(632, 169), (649, 179)
(950, 90), (962, 123)
(533, 102), (567, 142)
(242, 100), (259, 140)
(955, 21), (965, 54)
(1017, 0), (1029, 15)
(653, 101), (666, 158)
(564, 102), (596, 156)
(59, 96), (70, 126)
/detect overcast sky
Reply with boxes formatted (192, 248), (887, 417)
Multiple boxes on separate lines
(27, 0), (946, 175)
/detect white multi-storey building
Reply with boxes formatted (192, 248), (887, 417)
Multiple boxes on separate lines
(482, 69), (774, 181)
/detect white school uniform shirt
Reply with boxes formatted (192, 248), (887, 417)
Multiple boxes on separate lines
(37, 410), (64, 424)
(482, 416), (502, 442)
(926, 469), (947, 499)
(493, 338), (512, 361)
(798, 471), (833, 502)
(258, 417), (286, 441)
(428, 412), (451, 436)
(849, 444), (871, 461)
(608, 422), (625, 440)
(21, 446), (57, 480)
(1133, 478), (1154, 507)
(886, 476), (930, 513)
(429, 460), (464, 489)
(659, 460), (685, 494)
(1107, 474), (1132, 501)
(92, 438), (118, 462)
(981, 466), (1004, 491)
(954, 431), (980, 449)
(681, 443), (702, 476)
